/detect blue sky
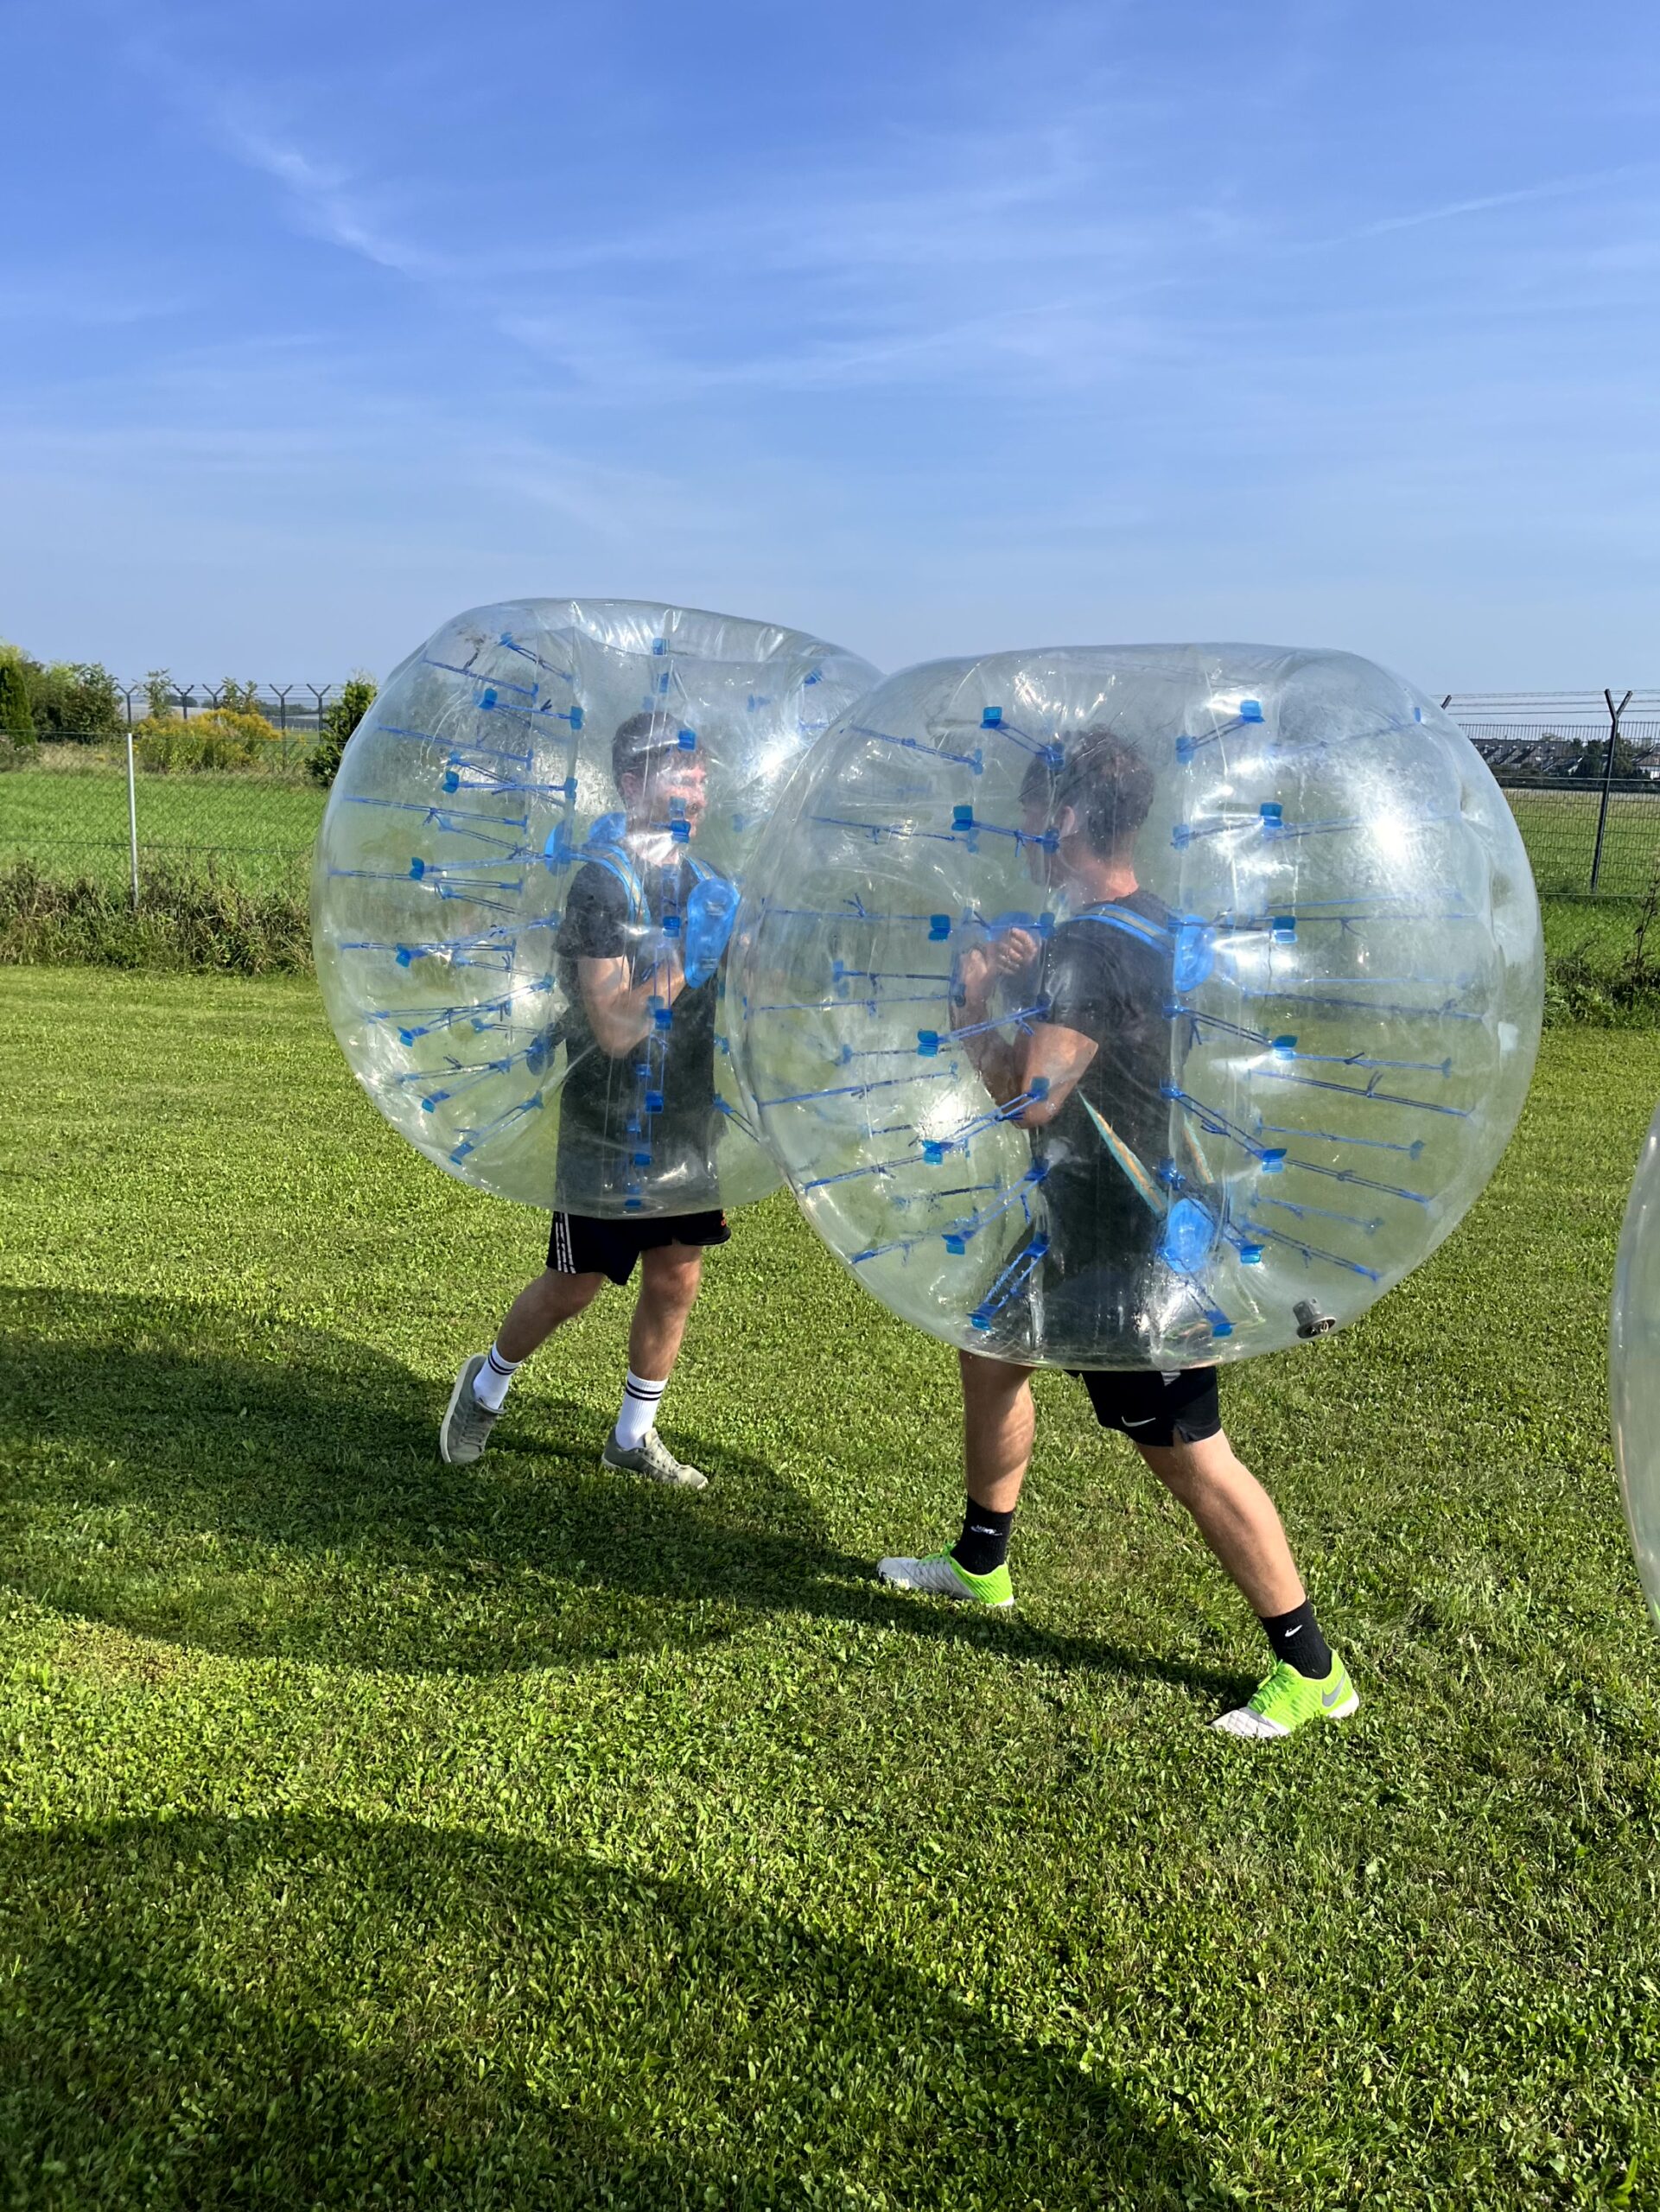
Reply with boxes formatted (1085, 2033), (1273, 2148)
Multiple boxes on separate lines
(2, 0), (1657, 688)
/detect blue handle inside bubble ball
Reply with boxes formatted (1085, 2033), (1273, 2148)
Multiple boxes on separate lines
(1173, 919), (1215, 992)
(682, 874), (741, 989)
(988, 909), (1055, 941)
(544, 810), (628, 871)
(1160, 1195), (1220, 1273)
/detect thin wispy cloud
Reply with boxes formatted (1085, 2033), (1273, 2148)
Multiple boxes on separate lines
(1338, 166), (1642, 243)
(206, 120), (448, 279)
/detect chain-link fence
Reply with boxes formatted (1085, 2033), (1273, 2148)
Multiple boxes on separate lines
(3, 683), (1660, 906)
(1447, 690), (1660, 899)
(0, 747), (323, 897)
(0, 683), (344, 899)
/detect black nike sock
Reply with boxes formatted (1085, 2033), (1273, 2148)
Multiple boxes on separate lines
(1258, 1598), (1332, 1680)
(951, 1501), (1015, 1578)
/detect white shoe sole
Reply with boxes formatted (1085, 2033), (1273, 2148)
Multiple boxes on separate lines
(1211, 1688), (1359, 1738)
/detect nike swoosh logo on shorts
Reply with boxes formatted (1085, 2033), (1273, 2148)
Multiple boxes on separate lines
(1122, 1416), (1155, 1427)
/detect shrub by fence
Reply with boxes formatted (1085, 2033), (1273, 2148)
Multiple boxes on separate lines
(0, 857), (310, 975)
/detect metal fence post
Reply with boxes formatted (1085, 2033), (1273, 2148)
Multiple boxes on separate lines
(1590, 688), (1634, 894)
(125, 731), (140, 912)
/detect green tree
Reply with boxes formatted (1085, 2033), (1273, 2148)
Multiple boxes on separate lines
(1567, 734), (1640, 780)
(0, 652), (36, 759)
(308, 672), (378, 787)
(214, 677), (270, 719)
(29, 661), (124, 741)
(144, 670), (175, 721)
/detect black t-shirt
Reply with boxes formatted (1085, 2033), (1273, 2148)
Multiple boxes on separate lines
(1032, 888), (1175, 1279)
(552, 852), (722, 1211)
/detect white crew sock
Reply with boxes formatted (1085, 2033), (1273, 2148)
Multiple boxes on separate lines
(472, 1340), (521, 1413)
(614, 1369), (668, 1452)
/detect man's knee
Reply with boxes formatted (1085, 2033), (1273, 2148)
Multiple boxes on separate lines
(640, 1244), (703, 1313)
(958, 1347), (1034, 1413)
(1137, 1427), (1239, 1498)
(536, 1266), (605, 1319)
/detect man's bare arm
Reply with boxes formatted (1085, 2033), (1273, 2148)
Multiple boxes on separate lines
(956, 930), (1040, 1101)
(1009, 1020), (1097, 1125)
(576, 950), (688, 1056)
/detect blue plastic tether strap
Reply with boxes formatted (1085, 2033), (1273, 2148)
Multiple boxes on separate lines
(1070, 899), (1215, 986)
(1077, 1095), (1167, 1216)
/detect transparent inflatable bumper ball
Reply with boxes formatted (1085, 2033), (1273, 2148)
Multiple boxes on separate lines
(1612, 1101), (1660, 1633)
(730, 644), (1543, 1369)
(312, 599), (878, 1216)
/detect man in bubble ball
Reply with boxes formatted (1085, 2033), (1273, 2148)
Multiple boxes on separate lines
(439, 711), (740, 1488)
(879, 730), (1358, 1738)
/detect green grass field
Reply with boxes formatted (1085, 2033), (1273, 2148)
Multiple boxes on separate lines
(3, 760), (1659, 905)
(0, 759), (324, 894)
(3, 969), (1659, 2208)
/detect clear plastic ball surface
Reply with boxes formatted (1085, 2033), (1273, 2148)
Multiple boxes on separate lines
(731, 644), (1544, 1369)
(1612, 1102), (1660, 1632)
(312, 599), (878, 1216)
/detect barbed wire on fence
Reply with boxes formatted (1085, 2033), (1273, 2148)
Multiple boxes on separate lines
(105, 683), (345, 734)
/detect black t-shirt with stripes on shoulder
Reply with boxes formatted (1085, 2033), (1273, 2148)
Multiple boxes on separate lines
(1032, 887), (1175, 1277)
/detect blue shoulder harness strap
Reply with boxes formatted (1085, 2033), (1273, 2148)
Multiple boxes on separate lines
(1072, 897), (1213, 992)
(1069, 899), (1179, 953)
(580, 830), (715, 930)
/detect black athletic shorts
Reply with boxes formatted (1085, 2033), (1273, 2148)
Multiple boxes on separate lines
(546, 1208), (730, 1287)
(1068, 1364), (1221, 1447)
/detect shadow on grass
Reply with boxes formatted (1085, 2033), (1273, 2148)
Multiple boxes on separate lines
(0, 1287), (1239, 1697)
(0, 1811), (1223, 2211)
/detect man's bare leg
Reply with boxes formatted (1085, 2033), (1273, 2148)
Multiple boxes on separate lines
(1131, 1429), (1305, 1619)
(882, 1357), (1357, 1732)
(626, 1243), (703, 1382)
(960, 1349), (1036, 1512)
(494, 1268), (607, 1364)
(1129, 1424), (1355, 1732)
(437, 1266), (604, 1465)
(440, 1244), (708, 1488)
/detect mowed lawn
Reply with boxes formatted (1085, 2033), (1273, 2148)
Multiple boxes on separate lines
(1, 969), (1658, 2210)
(0, 761), (324, 893)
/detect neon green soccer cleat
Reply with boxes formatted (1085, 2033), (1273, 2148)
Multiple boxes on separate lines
(1212, 1654), (1359, 1739)
(876, 1551), (1014, 1608)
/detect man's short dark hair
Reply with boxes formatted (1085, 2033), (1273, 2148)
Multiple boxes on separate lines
(612, 710), (686, 791)
(1049, 726), (1155, 857)
(1019, 750), (1057, 811)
